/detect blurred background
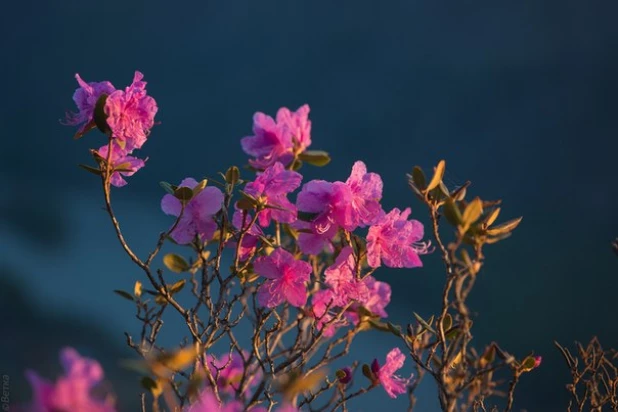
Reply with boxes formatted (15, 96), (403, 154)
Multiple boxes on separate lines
(1, 1), (617, 410)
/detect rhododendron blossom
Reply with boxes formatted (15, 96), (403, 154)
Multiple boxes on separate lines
(96, 143), (146, 187)
(344, 161), (384, 229)
(255, 248), (312, 308)
(104, 71), (158, 153)
(241, 105), (311, 169)
(25, 347), (115, 412)
(161, 178), (224, 244)
(244, 162), (302, 226)
(63, 74), (116, 135)
(366, 207), (430, 268)
(371, 347), (412, 399)
(207, 351), (260, 395)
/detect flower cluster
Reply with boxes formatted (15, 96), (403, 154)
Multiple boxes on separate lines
(25, 348), (115, 412)
(64, 71), (158, 187)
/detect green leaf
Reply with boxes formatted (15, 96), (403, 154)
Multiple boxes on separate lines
(520, 356), (537, 372)
(163, 253), (190, 273)
(486, 217), (523, 236)
(78, 164), (102, 176)
(387, 322), (402, 336)
(236, 197), (257, 211)
(441, 313), (453, 331)
(113, 289), (135, 301)
(443, 198), (463, 226)
(298, 150), (331, 167)
(174, 187), (194, 204)
(225, 166), (240, 185)
(73, 119), (96, 140)
(413, 312), (436, 334)
(425, 160), (445, 192)
(141, 376), (159, 392)
(411, 166), (426, 190)
(160, 181), (177, 194)
(93, 94), (111, 134)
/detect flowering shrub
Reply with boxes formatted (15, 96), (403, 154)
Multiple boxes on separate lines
(24, 70), (558, 411)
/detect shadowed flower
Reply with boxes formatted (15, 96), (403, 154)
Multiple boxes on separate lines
(186, 389), (242, 412)
(241, 105), (311, 169)
(25, 347), (115, 412)
(104, 71), (158, 153)
(161, 178), (224, 244)
(366, 207), (430, 268)
(371, 347), (412, 399)
(63, 74), (116, 135)
(207, 352), (261, 396)
(244, 162), (302, 226)
(96, 142), (146, 187)
(255, 248), (312, 308)
(295, 180), (350, 255)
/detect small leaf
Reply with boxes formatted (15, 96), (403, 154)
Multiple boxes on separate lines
(281, 369), (326, 402)
(225, 166), (240, 185)
(520, 356), (537, 372)
(425, 160), (446, 192)
(413, 312), (436, 334)
(486, 217), (523, 236)
(483, 207), (501, 228)
(168, 279), (186, 295)
(163, 254), (190, 273)
(93, 94), (111, 134)
(134, 281), (142, 298)
(236, 197), (257, 211)
(73, 119), (96, 140)
(192, 179), (208, 196)
(291, 158), (303, 171)
(361, 364), (374, 380)
(78, 164), (102, 176)
(114, 290), (134, 301)
(160, 181), (177, 194)
(387, 322), (402, 336)
(141, 376), (160, 394)
(174, 187), (194, 204)
(443, 198), (463, 226)
(298, 150), (331, 167)
(441, 313), (453, 331)
(411, 166), (426, 190)
(156, 347), (198, 374)
(462, 197), (483, 226)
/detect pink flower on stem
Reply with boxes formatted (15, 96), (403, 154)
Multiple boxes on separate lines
(241, 105), (311, 169)
(311, 289), (349, 337)
(255, 248), (312, 308)
(161, 178), (224, 244)
(366, 207), (430, 268)
(534, 356), (542, 368)
(371, 347), (412, 399)
(230, 209), (263, 261)
(63, 74), (116, 136)
(295, 180), (350, 255)
(323, 247), (364, 303)
(207, 352), (260, 396)
(25, 347), (115, 412)
(244, 162), (302, 226)
(343, 161), (384, 229)
(96, 142), (146, 187)
(104, 71), (158, 153)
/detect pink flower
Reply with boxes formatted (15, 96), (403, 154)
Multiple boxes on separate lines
(241, 105), (311, 169)
(207, 352), (261, 396)
(96, 142), (146, 187)
(186, 389), (242, 412)
(295, 180), (351, 255)
(25, 347), (115, 412)
(244, 162), (302, 226)
(343, 161), (384, 229)
(366, 207), (430, 268)
(230, 209), (263, 261)
(371, 348), (411, 399)
(63, 74), (116, 135)
(534, 356), (542, 368)
(323, 247), (364, 303)
(161, 178), (224, 244)
(255, 248), (312, 308)
(104, 71), (158, 153)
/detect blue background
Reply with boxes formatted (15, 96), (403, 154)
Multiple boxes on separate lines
(1, 1), (617, 410)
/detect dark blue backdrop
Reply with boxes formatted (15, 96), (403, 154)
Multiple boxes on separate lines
(1, 1), (617, 410)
